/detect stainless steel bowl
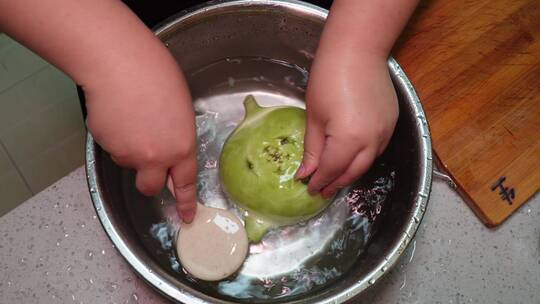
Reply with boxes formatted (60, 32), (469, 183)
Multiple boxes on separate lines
(86, 1), (432, 303)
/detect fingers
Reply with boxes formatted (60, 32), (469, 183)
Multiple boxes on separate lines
(169, 156), (198, 223)
(135, 166), (167, 196)
(296, 120), (325, 179)
(320, 149), (376, 198)
(307, 136), (361, 195)
(166, 176), (174, 196)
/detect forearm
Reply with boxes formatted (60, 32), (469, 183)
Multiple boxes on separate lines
(318, 0), (419, 61)
(0, 0), (174, 90)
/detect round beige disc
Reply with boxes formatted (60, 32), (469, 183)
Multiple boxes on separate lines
(176, 204), (248, 281)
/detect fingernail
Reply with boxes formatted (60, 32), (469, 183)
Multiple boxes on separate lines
(167, 178), (175, 197)
(295, 163), (306, 179)
(181, 210), (195, 223)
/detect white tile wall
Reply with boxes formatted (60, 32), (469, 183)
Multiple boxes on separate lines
(0, 34), (86, 216)
(0, 143), (32, 217)
(0, 36), (48, 92)
(0, 66), (77, 131)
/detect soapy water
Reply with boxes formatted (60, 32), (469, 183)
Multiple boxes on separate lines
(146, 89), (396, 301)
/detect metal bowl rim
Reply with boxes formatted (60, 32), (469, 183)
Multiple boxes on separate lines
(85, 1), (433, 303)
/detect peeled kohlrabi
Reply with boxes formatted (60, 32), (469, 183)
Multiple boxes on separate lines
(220, 95), (329, 242)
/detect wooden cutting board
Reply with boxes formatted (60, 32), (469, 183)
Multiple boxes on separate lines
(393, 0), (540, 226)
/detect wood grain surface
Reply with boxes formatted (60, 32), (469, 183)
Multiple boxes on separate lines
(393, 0), (540, 226)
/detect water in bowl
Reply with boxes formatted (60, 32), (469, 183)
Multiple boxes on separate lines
(123, 57), (396, 302)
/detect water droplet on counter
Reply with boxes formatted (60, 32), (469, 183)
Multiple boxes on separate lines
(92, 215), (97, 220)
(66, 265), (72, 272)
(72, 294), (76, 301)
(44, 224), (49, 229)
(131, 293), (139, 302)
(408, 241), (416, 264)
(96, 206), (102, 211)
(64, 233), (69, 238)
(89, 278), (94, 285)
(400, 273), (407, 290)
(56, 242), (60, 247)
(105, 282), (119, 292)
(85, 250), (94, 261)
(44, 271), (49, 276)
(19, 257), (26, 265)
(7, 281), (12, 287)
(80, 223), (85, 228)
(101, 250), (106, 255)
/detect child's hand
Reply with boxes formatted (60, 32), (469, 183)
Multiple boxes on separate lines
(296, 53), (398, 198)
(84, 55), (198, 223)
(295, 0), (419, 198)
(0, 0), (202, 223)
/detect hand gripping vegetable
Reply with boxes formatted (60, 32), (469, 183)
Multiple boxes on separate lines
(220, 95), (330, 242)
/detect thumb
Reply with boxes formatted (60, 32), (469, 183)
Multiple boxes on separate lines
(296, 118), (325, 180)
(169, 157), (198, 223)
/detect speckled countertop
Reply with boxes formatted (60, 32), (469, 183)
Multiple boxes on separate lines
(1, 167), (539, 304)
